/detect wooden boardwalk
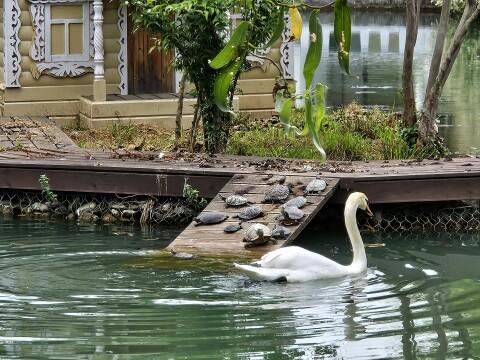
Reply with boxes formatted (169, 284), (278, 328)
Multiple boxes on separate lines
(0, 116), (79, 154)
(1, 116), (480, 256)
(168, 174), (339, 256)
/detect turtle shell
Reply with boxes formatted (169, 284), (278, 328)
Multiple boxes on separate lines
(283, 196), (307, 209)
(244, 224), (272, 243)
(264, 184), (289, 203)
(194, 211), (228, 225)
(224, 223), (242, 233)
(305, 178), (327, 193)
(237, 206), (263, 221)
(282, 206), (305, 220)
(222, 194), (248, 207)
(272, 225), (291, 239)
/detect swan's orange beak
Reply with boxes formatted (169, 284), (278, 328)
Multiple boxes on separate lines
(366, 203), (373, 217)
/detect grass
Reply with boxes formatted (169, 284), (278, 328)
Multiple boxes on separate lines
(64, 123), (190, 151)
(64, 103), (438, 161)
(227, 103), (437, 161)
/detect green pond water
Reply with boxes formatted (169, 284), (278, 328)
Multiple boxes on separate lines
(1, 218), (480, 359)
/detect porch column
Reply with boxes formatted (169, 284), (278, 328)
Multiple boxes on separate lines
(93, 0), (106, 101)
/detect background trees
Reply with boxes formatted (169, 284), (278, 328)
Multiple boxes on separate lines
(128, 0), (282, 153)
(128, 1), (350, 157)
(403, 0), (480, 150)
(128, 0), (234, 153)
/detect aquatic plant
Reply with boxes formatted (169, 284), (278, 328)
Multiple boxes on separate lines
(182, 180), (207, 211)
(38, 175), (58, 203)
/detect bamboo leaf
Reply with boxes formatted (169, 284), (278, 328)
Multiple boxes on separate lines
(305, 96), (326, 161)
(275, 90), (301, 135)
(334, 0), (351, 74)
(214, 58), (242, 113)
(303, 10), (322, 90)
(313, 83), (327, 131)
(289, 7), (302, 42)
(209, 22), (250, 70)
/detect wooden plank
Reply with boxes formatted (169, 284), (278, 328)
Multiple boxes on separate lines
(137, 93), (160, 100)
(167, 176), (339, 257)
(30, 117), (80, 150)
(333, 176), (480, 204)
(0, 167), (231, 197)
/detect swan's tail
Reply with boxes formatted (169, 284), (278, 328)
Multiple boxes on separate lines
(233, 263), (289, 282)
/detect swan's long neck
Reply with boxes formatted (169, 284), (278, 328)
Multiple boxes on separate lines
(344, 200), (367, 272)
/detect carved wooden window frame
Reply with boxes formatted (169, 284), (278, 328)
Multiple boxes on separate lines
(28, 0), (95, 78)
(46, 2), (90, 62)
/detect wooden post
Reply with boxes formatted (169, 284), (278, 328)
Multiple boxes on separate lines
(93, 0), (106, 101)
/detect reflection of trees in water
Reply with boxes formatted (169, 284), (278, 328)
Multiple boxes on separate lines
(371, 241), (480, 358)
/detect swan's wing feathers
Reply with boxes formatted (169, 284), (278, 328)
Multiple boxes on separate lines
(259, 246), (339, 270)
(234, 263), (290, 282)
(258, 247), (292, 265)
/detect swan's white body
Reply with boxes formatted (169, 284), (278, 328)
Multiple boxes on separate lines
(234, 192), (370, 282)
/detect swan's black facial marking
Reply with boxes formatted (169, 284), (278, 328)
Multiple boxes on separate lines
(273, 276), (288, 283)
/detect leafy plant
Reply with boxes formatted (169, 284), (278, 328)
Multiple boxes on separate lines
(211, 1), (351, 162)
(183, 180), (207, 211)
(128, 0), (351, 157)
(38, 175), (58, 203)
(128, 0), (234, 153)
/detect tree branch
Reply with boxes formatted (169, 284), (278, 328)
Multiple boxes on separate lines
(272, 0), (336, 10)
(175, 74), (187, 143)
(426, 0), (480, 115)
(424, 0), (451, 102)
(248, 52), (286, 80)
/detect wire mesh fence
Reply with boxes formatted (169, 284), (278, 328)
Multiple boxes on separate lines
(359, 201), (480, 232)
(0, 190), (479, 232)
(0, 190), (199, 225)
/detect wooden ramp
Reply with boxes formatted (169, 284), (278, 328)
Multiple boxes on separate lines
(168, 174), (339, 257)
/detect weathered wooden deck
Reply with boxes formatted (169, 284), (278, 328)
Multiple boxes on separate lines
(1, 116), (480, 256)
(168, 174), (339, 256)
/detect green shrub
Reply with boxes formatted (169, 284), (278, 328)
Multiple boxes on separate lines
(227, 104), (438, 161)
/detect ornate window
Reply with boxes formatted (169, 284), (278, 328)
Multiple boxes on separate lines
(28, 0), (94, 78)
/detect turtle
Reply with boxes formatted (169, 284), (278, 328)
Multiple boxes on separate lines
(193, 211), (228, 226)
(264, 184), (290, 203)
(305, 178), (327, 194)
(282, 196), (308, 209)
(219, 194), (249, 208)
(170, 249), (195, 260)
(224, 222), (243, 233)
(235, 206), (264, 221)
(281, 206), (305, 225)
(243, 224), (277, 248)
(271, 224), (291, 239)
(266, 175), (286, 185)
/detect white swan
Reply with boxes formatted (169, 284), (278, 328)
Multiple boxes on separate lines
(234, 192), (373, 282)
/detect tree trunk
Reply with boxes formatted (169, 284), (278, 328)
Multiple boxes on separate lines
(175, 74), (187, 144)
(189, 95), (201, 152)
(424, 0), (451, 100)
(419, 0), (480, 144)
(402, 0), (421, 128)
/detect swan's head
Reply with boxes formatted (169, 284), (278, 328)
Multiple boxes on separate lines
(348, 192), (373, 217)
